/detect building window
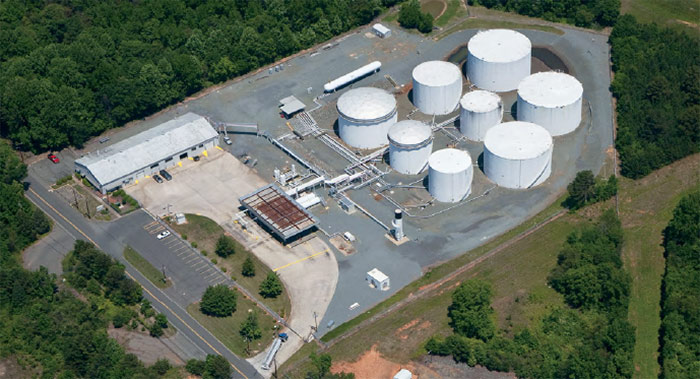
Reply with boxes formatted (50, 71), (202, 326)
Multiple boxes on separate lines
(199, 144), (203, 148)
(150, 163), (158, 169)
(165, 157), (173, 163)
(179, 152), (188, 159)
(191, 147), (196, 151)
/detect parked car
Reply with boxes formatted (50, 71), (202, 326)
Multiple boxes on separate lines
(48, 153), (60, 163)
(153, 174), (163, 183)
(193, 155), (200, 162)
(159, 169), (172, 181)
(223, 136), (232, 145)
(156, 230), (171, 240)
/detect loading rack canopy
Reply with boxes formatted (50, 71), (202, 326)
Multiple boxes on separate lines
(239, 184), (318, 241)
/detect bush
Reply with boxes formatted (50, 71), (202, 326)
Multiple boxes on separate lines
(242, 256), (256, 277)
(398, 0), (434, 33)
(186, 359), (206, 376)
(155, 313), (168, 329)
(200, 285), (237, 317)
(181, 234), (187, 240)
(211, 258), (217, 264)
(259, 272), (283, 299)
(151, 358), (171, 375)
(448, 279), (495, 341)
(149, 322), (164, 337)
(565, 171), (618, 210)
(215, 235), (236, 258)
(191, 241), (198, 249)
(112, 307), (134, 328)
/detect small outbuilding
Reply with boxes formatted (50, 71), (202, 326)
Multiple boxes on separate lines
(279, 95), (306, 118)
(373, 23), (391, 38)
(393, 369), (413, 379)
(366, 268), (390, 291)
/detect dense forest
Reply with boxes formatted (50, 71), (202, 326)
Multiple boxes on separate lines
(0, 0), (399, 152)
(0, 141), (181, 377)
(610, 15), (700, 179)
(659, 191), (700, 378)
(427, 209), (635, 377)
(467, 0), (620, 28)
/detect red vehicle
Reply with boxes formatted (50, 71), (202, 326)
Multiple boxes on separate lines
(48, 153), (60, 163)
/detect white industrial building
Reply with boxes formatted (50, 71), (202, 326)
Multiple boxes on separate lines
(412, 61), (463, 115)
(483, 121), (553, 189)
(366, 268), (390, 291)
(467, 29), (531, 92)
(459, 90), (503, 141)
(324, 61), (382, 92)
(373, 23), (391, 38)
(75, 112), (218, 194)
(388, 120), (433, 175)
(428, 148), (473, 203)
(516, 71), (584, 136)
(337, 87), (397, 149)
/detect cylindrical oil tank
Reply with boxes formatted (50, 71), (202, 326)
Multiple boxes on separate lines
(516, 71), (583, 136)
(484, 121), (553, 189)
(412, 61), (463, 115)
(428, 148), (473, 203)
(337, 87), (397, 149)
(459, 90), (503, 141)
(388, 120), (433, 175)
(467, 29), (531, 92)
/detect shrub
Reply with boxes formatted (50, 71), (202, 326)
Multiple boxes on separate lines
(242, 256), (256, 277)
(186, 359), (205, 376)
(211, 258), (217, 264)
(155, 313), (168, 329)
(191, 242), (198, 249)
(151, 359), (171, 376)
(200, 285), (237, 317)
(149, 323), (164, 337)
(112, 308), (134, 328)
(215, 235), (236, 257)
(182, 234), (187, 240)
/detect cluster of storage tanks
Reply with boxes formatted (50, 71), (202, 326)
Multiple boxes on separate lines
(332, 29), (584, 203)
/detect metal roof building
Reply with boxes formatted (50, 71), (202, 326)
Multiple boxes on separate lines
(239, 184), (318, 242)
(75, 113), (219, 194)
(279, 95), (306, 118)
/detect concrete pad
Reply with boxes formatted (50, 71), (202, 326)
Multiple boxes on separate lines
(22, 222), (76, 274)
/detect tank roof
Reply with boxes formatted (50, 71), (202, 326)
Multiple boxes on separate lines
(517, 71), (583, 108)
(429, 148), (472, 174)
(388, 120), (432, 147)
(412, 61), (462, 86)
(484, 121), (552, 160)
(337, 87), (396, 121)
(460, 90), (502, 113)
(468, 29), (531, 63)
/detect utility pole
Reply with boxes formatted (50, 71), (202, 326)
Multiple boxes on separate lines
(313, 311), (318, 332)
(161, 265), (167, 283)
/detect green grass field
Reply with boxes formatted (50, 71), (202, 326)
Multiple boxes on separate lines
(434, 0), (465, 27)
(169, 214), (290, 318)
(187, 294), (278, 358)
(421, 0), (446, 18)
(123, 246), (171, 288)
(622, 0), (700, 33)
(618, 155), (700, 378)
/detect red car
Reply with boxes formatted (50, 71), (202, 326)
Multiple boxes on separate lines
(48, 153), (60, 163)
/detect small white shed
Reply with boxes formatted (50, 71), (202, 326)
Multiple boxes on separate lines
(394, 368), (412, 379)
(373, 23), (391, 38)
(366, 268), (390, 291)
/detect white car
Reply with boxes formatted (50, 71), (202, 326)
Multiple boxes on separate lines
(156, 230), (171, 240)
(223, 136), (232, 145)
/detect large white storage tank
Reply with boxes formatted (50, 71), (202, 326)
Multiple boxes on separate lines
(428, 148), (473, 203)
(516, 71), (583, 136)
(337, 87), (398, 149)
(388, 120), (433, 175)
(467, 29), (531, 92)
(483, 121), (553, 189)
(459, 90), (503, 141)
(412, 61), (463, 115)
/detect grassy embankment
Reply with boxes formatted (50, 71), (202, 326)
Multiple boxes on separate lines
(283, 154), (700, 377)
(169, 214), (290, 318)
(621, 0), (700, 34)
(123, 246), (171, 289)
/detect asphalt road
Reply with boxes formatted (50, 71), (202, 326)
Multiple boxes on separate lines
(24, 173), (259, 379)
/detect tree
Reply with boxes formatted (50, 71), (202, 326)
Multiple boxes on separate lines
(241, 256), (255, 277)
(566, 170), (596, 209)
(200, 284), (237, 317)
(259, 272), (283, 299)
(398, 0), (434, 34)
(239, 311), (262, 344)
(308, 352), (332, 378)
(149, 322), (164, 337)
(447, 279), (495, 341)
(155, 313), (168, 328)
(151, 358), (171, 375)
(0, 142), (26, 184)
(215, 235), (236, 258)
(186, 359), (206, 376)
(204, 354), (231, 379)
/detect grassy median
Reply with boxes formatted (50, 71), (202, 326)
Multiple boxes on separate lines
(123, 246), (171, 289)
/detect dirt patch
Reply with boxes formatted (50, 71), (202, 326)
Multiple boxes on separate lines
(0, 357), (37, 378)
(331, 345), (416, 379)
(108, 328), (184, 366)
(396, 319), (421, 334)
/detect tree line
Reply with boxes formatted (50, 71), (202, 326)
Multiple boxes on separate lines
(658, 190), (700, 378)
(467, 0), (620, 28)
(426, 209), (635, 377)
(0, 0), (399, 153)
(610, 15), (700, 179)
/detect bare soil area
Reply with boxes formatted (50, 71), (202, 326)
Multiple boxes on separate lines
(108, 328), (184, 366)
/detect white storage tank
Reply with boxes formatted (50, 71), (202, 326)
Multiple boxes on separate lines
(516, 71), (583, 136)
(388, 120), (433, 175)
(484, 121), (553, 189)
(337, 87), (398, 149)
(428, 148), (473, 203)
(467, 29), (531, 92)
(459, 90), (503, 141)
(412, 61), (463, 115)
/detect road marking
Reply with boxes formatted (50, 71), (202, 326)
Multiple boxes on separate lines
(165, 239), (181, 247)
(28, 188), (247, 378)
(177, 251), (193, 258)
(173, 245), (188, 253)
(184, 256), (200, 264)
(150, 226), (165, 234)
(273, 248), (329, 272)
(143, 221), (159, 229)
(203, 271), (219, 280)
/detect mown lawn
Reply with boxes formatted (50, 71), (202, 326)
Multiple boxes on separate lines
(621, 0), (700, 34)
(169, 214), (290, 318)
(187, 294), (279, 358)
